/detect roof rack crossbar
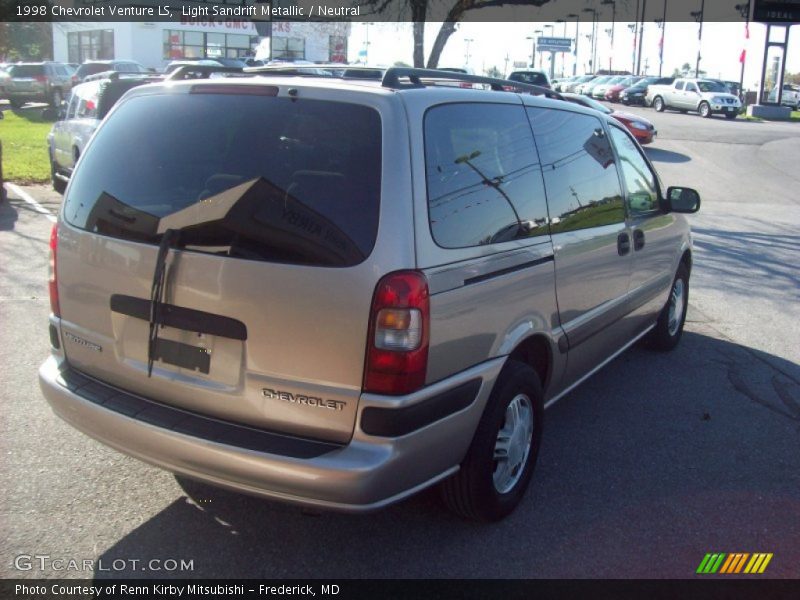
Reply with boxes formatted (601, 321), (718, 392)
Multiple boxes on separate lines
(381, 67), (564, 100)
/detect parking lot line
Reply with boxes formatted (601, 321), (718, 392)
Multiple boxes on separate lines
(7, 183), (57, 223)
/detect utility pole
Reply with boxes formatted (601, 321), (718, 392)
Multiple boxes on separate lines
(504, 52), (510, 78)
(691, 0), (705, 78)
(464, 37), (474, 69)
(632, 0), (640, 73)
(602, 1), (616, 72)
(583, 8), (597, 73)
(568, 13), (580, 75)
(636, 0), (647, 76)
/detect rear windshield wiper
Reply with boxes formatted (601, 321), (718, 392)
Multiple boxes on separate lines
(147, 228), (178, 377)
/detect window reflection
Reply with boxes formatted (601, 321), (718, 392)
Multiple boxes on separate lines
(527, 108), (625, 233)
(424, 103), (549, 248)
(608, 126), (659, 214)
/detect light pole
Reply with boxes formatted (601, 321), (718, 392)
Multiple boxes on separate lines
(583, 8), (597, 73)
(568, 13), (580, 75)
(526, 31), (541, 68)
(556, 19), (566, 76)
(691, 0), (705, 78)
(543, 24), (554, 73)
(636, 0), (648, 76)
(464, 37), (474, 69)
(602, 0), (616, 72)
(627, 23), (637, 74)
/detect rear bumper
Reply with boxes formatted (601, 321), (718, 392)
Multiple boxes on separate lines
(39, 355), (503, 512)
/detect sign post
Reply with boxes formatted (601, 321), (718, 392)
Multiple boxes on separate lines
(535, 37), (572, 80)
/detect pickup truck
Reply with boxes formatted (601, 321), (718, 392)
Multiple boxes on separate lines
(647, 78), (741, 119)
(768, 83), (800, 110)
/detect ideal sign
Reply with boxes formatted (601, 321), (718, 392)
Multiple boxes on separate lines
(537, 37), (572, 52)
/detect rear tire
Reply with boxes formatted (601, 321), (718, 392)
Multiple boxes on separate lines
(653, 96), (665, 112)
(699, 102), (712, 118)
(646, 263), (690, 351)
(440, 360), (544, 521)
(50, 153), (66, 194)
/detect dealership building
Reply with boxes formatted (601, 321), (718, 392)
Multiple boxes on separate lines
(51, 20), (350, 69)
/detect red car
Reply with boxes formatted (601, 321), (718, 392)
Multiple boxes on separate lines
(604, 76), (644, 103)
(562, 93), (657, 145)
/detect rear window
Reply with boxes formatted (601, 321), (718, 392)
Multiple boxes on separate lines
(509, 72), (549, 86)
(63, 91), (382, 267)
(10, 65), (44, 77)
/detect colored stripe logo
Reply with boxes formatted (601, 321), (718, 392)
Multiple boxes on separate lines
(696, 553), (773, 574)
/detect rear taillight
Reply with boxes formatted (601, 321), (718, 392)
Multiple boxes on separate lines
(34, 75), (47, 83)
(48, 224), (60, 317)
(363, 271), (430, 396)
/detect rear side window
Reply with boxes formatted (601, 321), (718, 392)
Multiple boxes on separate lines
(63, 92), (382, 267)
(527, 107), (624, 234)
(424, 103), (550, 248)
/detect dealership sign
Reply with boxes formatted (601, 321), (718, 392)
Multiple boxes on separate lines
(537, 37), (572, 53)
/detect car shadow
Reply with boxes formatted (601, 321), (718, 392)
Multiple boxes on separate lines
(691, 227), (800, 296)
(91, 329), (800, 579)
(10, 105), (56, 123)
(644, 147), (691, 163)
(0, 194), (19, 231)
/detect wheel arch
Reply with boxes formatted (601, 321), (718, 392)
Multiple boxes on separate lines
(506, 334), (554, 395)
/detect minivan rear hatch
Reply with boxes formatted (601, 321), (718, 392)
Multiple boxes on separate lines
(56, 84), (384, 443)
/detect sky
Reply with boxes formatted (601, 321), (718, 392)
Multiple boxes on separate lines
(347, 22), (799, 89)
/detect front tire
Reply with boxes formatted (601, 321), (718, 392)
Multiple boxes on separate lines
(699, 102), (712, 118)
(647, 263), (690, 351)
(440, 361), (544, 521)
(653, 96), (665, 112)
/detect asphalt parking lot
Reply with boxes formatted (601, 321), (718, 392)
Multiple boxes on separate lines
(1, 103), (798, 579)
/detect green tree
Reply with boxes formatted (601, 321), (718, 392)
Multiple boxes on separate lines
(485, 66), (503, 79)
(0, 23), (53, 61)
(363, 0), (552, 69)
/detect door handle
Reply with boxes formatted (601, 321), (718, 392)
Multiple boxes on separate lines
(633, 229), (645, 251)
(617, 232), (631, 256)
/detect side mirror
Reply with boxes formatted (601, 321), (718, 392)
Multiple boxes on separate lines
(666, 187), (701, 213)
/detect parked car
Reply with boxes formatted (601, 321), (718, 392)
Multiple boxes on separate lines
(591, 75), (627, 99)
(577, 75), (611, 95)
(561, 74), (596, 93)
(4, 62), (74, 108)
(562, 93), (657, 145)
(76, 60), (151, 81)
(507, 70), (551, 88)
(163, 59), (225, 75)
(604, 76), (644, 102)
(39, 67), (700, 521)
(768, 83), (800, 109)
(620, 77), (674, 106)
(648, 78), (741, 118)
(47, 74), (159, 193)
(0, 65), (10, 100)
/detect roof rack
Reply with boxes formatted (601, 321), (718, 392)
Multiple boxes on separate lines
(244, 64), (384, 79)
(165, 65), (244, 81)
(381, 67), (563, 99)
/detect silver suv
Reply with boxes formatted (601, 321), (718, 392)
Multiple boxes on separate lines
(39, 68), (700, 521)
(5, 62), (74, 108)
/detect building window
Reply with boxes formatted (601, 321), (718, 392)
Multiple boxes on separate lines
(163, 30), (258, 60)
(67, 30), (114, 63)
(329, 36), (347, 63)
(272, 37), (305, 61)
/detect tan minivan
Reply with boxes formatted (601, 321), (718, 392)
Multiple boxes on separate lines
(39, 68), (700, 521)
